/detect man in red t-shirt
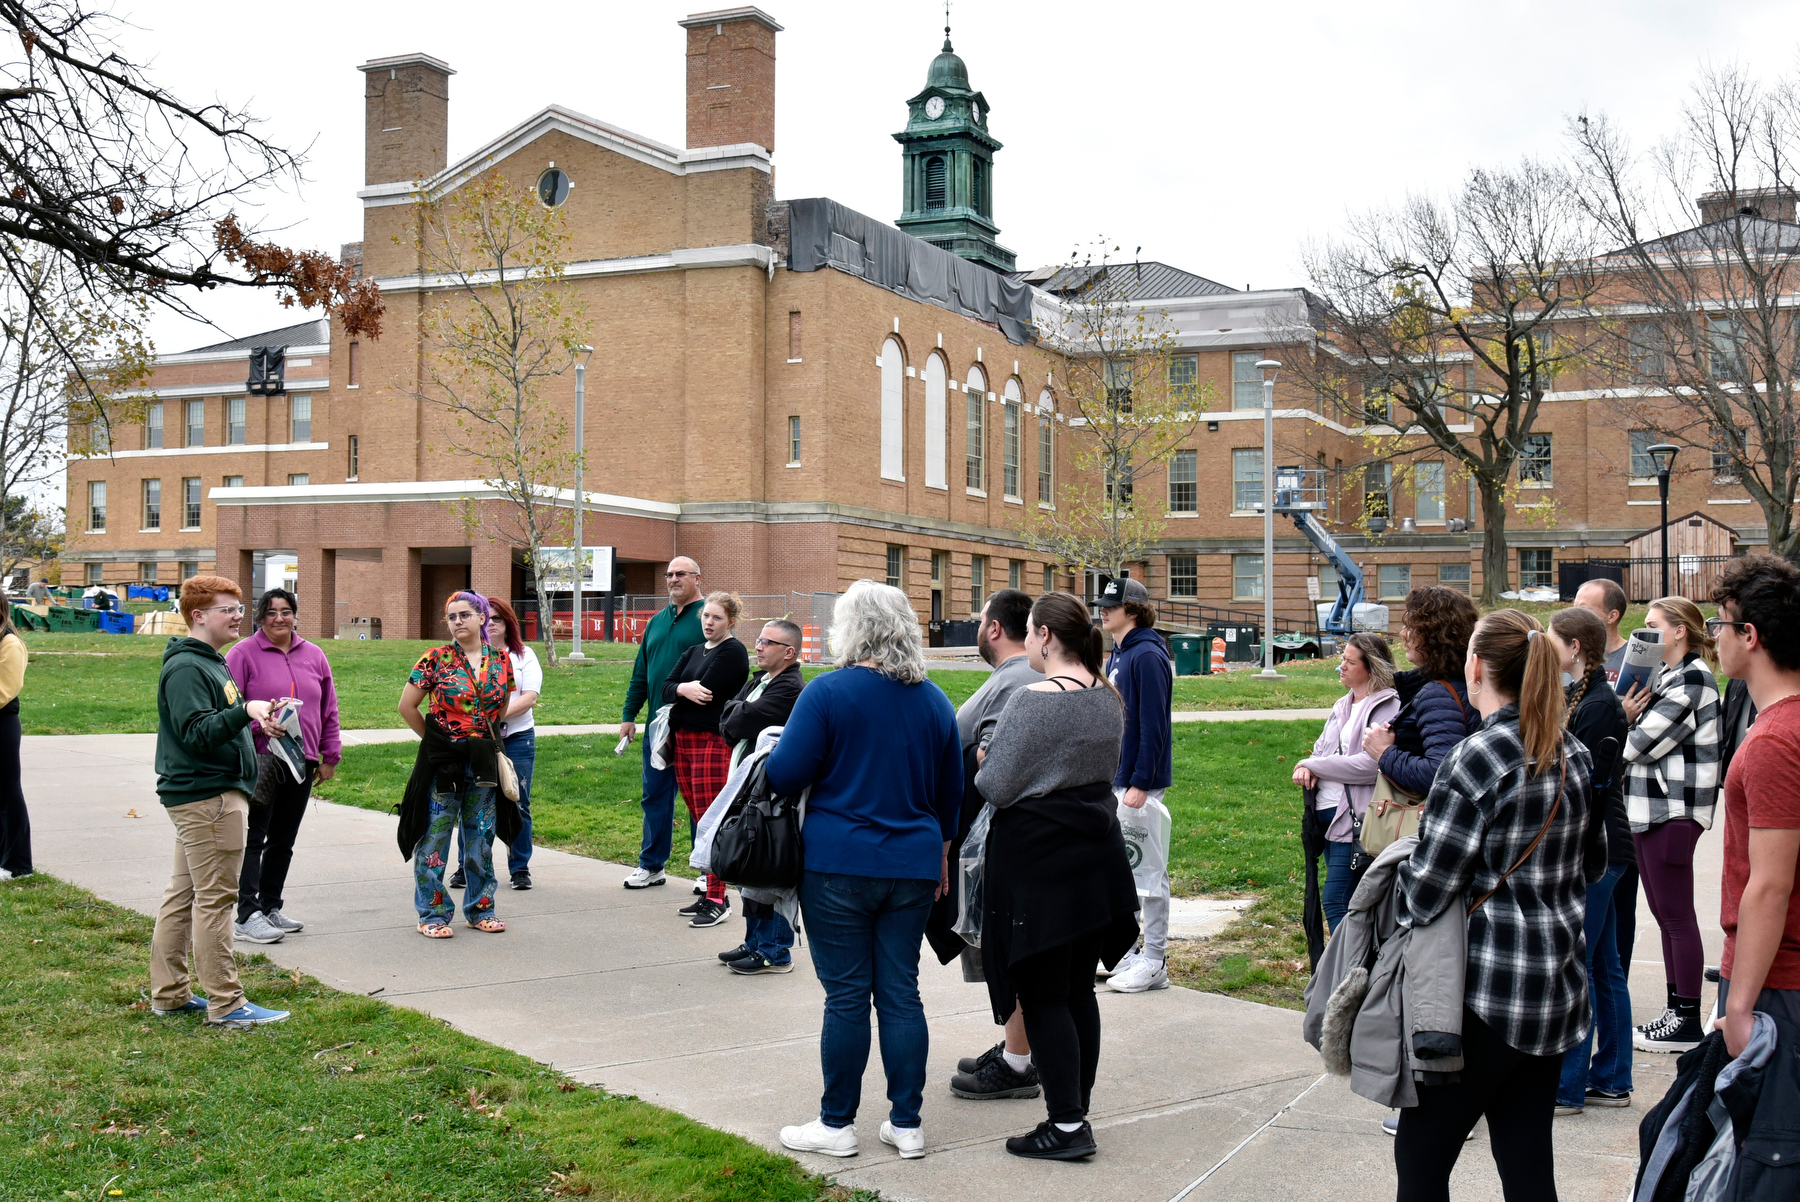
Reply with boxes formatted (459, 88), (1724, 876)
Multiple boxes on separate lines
(1711, 555), (1800, 1060)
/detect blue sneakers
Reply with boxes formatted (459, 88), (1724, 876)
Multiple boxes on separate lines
(151, 995), (209, 1017)
(205, 1001), (291, 1028)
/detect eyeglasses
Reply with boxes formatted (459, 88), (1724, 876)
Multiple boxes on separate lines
(263, 609), (295, 619)
(201, 604), (246, 617)
(664, 570), (696, 580)
(1704, 617), (1750, 636)
(755, 637), (795, 650)
(446, 610), (480, 624)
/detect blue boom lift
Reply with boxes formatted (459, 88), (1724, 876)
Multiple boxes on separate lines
(1269, 465), (1370, 638)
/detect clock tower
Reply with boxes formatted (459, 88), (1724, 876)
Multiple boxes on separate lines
(894, 26), (1015, 273)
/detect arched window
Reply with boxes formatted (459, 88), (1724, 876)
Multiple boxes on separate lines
(1037, 389), (1054, 504)
(1002, 378), (1022, 498)
(925, 156), (946, 210)
(925, 353), (947, 489)
(965, 364), (987, 491)
(880, 338), (905, 481)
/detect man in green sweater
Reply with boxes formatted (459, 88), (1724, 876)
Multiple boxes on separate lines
(619, 556), (705, 888)
(149, 575), (290, 1028)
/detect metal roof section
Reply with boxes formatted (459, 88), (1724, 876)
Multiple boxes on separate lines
(1613, 214), (1800, 258)
(1017, 260), (1237, 301)
(1028, 283), (1323, 354)
(180, 319), (331, 356)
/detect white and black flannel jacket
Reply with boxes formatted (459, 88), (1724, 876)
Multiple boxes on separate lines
(1622, 653), (1721, 832)
(1398, 705), (1605, 1058)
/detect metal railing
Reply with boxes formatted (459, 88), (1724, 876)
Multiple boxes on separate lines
(1150, 597), (1311, 636)
(510, 590), (842, 648)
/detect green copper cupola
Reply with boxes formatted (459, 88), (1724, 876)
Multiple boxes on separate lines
(894, 26), (1015, 273)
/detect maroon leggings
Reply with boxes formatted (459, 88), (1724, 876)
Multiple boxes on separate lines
(1634, 819), (1705, 998)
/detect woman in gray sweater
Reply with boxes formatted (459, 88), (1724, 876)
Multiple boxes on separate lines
(975, 592), (1140, 1161)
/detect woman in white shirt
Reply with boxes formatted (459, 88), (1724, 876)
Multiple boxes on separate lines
(451, 596), (543, 892)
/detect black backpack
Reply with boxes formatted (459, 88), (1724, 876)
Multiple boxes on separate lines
(709, 759), (803, 889)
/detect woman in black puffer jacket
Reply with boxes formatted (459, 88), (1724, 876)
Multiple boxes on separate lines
(1363, 586), (1479, 795)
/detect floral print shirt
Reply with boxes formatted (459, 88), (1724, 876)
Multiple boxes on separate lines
(409, 643), (515, 740)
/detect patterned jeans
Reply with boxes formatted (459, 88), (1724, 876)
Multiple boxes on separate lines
(413, 764), (498, 925)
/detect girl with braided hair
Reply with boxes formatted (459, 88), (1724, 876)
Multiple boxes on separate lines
(1547, 606), (1633, 1114)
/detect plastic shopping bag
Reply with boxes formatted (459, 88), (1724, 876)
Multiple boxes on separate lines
(648, 703), (675, 771)
(1117, 792), (1172, 896)
(953, 803), (994, 947)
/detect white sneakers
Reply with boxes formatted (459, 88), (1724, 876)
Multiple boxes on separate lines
(1106, 955), (1168, 993)
(234, 911), (285, 944)
(880, 1121), (925, 1159)
(780, 1118), (859, 1157)
(622, 867), (666, 890)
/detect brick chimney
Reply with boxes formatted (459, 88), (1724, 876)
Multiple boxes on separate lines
(678, 9), (781, 153)
(357, 53), (455, 186)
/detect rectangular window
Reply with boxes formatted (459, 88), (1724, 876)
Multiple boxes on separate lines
(1037, 411), (1053, 503)
(1629, 430), (1659, 479)
(1104, 360), (1132, 412)
(788, 312), (801, 360)
(185, 399), (205, 447)
(1630, 321), (1665, 381)
(140, 561), (159, 584)
(145, 402), (163, 449)
(179, 561), (198, 581)
(1106, 451), (1134, 507)
(1042, 564), (1055, 594)
(1365, 463), (1392, 518)
(1713, 428), (1742, 482)
(142, 479), (161, 530)
(1169, 554), (1198, 598)
(1378, 563), (1411, 600)
(931, 550), (947, 587)
(966, 387), (985, 490)
(1710, 317), (1744, 382)
(788, 416), (801, 464)
(1232, 352), (1263, 410)
(289, 394), (312, 443)
(182, 477), (202, 529)
(970, 555), (986, 614)
(226, 397), (245, 445)
(1003, 399), (1020, 497)
(287, 473), (309, 486)
(1320, 562), (1340, 594)
(1232, 448), (1263, 511)
(1415, 461), (1445, 522)
(87, 563), (104, 586)
(347, 434), (359, 480)
(1518, 433), (1552, 486)
(1169, 355), (1198, 402)
(1233, 553), (1264, 600)
(1008, 559), (1022, 589)
(348, 340), (362, 387)
(1519, 548), (1553, 590)
(223, 475), (243, 489)
(1439, 563), (1471, 592)
(886, 544), (905, 589)
(1169, 448), (1198, 513)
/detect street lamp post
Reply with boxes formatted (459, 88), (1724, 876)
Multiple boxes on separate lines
(1648, 443), (1680, 599)
(568, 345), (596, 661)
(1256, 359), (1285, 680)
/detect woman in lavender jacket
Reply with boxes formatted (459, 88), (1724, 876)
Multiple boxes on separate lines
(1292, 632), (1400, 932)
(225, 588), (342, 943)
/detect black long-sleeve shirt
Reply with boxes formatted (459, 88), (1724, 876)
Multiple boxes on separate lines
(719, 665), (804, 746)
(661, 639), (750, 736)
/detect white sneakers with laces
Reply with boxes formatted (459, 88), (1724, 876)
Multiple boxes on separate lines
(622, 867), (666, 890)
(1106, 956), (1168, 993)
(780, 1118), (858, 1157)
(880, 1121), (925, 1159)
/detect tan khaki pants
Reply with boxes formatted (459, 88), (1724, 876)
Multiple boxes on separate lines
(150, 791), (248, 1019)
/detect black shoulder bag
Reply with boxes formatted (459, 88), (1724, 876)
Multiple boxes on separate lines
(709, 758), (804, 889)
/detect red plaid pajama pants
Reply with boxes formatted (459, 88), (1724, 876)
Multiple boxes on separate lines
(673, 727), (731, 903)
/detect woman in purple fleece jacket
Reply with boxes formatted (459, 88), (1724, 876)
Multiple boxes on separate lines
(225, 588), (342, 943)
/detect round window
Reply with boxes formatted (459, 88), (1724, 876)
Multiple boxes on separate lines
(537, 168), (571, 207)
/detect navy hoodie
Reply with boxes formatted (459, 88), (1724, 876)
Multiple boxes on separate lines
(1107, 626), (1173, 791)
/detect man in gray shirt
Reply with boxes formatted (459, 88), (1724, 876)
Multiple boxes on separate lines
(948, 588), (1045, 1102)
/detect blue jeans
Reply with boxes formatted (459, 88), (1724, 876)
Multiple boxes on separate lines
(1318, 805), (1356, 932)
(742, 896), (794, 965)
(638, 731), (679, 872)
(414, 765), (498, 924)
(1558, 862), (1633, 1105)
(504, 729), (535, 875)
(800, 871), (937, 1129)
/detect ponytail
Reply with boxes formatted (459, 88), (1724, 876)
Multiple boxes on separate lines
(1470, 608), (1567, 775)
(1029, 592), (1121, 703)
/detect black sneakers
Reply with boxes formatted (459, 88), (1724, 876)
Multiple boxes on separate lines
(951, 1053), (1041, 1100)
(729, 951), (793, 975)
(1585, 1087), (1631, 1107)
(958, 1041), (1006, 1075)
(688, 899), (730, 928)
(510, 871), (532, 891)
(678, 899), (706, 917)
(718, 943), (755, 963)
(1634, 1011), (1704, 1053)
(448, 868), (466, 889)
(1005, 1120), (1096, 1160)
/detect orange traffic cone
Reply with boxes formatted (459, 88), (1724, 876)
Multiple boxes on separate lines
(1210, 637), (1226, 674)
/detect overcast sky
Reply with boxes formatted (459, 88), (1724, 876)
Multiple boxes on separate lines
(130, 0), (1800, 351)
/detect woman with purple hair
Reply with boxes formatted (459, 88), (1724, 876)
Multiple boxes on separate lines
(398, 591), (515, 937)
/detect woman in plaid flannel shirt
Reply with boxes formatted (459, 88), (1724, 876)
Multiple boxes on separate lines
(1621, 596), (1721, 1053)
(1395, 609), (1604, 1199)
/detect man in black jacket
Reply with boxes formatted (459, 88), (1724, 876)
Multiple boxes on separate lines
(716, 619), (805, 974)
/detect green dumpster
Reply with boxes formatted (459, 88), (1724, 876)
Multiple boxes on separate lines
(1169, 633), (1207, 677)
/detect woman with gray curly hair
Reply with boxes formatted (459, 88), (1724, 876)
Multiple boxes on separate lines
(768, 579), (963, 1162)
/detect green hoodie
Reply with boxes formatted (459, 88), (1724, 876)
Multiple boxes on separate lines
(621, 598), (705, 723)
(156, 636), (258, 807)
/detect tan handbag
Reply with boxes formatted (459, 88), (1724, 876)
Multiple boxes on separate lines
(1359, 775), (1427, 856)
(487, 716), (521, 803)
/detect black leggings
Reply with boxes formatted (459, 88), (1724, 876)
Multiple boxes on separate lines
(1395, 1008), (1562, 1202)
(1012, 930), (1106, 1125)
(0, 702), (26, 876)
(238, 761), (314, 922)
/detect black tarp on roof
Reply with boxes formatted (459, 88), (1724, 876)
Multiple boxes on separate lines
(785, 198), (1034, 345)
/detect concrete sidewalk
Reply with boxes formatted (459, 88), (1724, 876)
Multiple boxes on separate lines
(31, 733), (1701, 1201)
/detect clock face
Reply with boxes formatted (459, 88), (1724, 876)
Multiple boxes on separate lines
(924, 96), (945, 120)
(972, 102), (981, 123)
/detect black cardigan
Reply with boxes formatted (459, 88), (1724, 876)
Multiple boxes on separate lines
(1566, 671), (1631, 866)
(662, 639), (751, 736)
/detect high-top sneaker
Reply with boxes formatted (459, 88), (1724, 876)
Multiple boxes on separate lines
(1634, 998), (1704, 1053)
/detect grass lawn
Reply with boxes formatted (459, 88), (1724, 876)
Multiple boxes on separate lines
(0, 874), (865, 1202)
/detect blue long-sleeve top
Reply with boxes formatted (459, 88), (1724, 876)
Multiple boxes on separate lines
(1107, 626), (1174, 791)
(764, 665), (963, 882)
(1377, 669), (1475, 796)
